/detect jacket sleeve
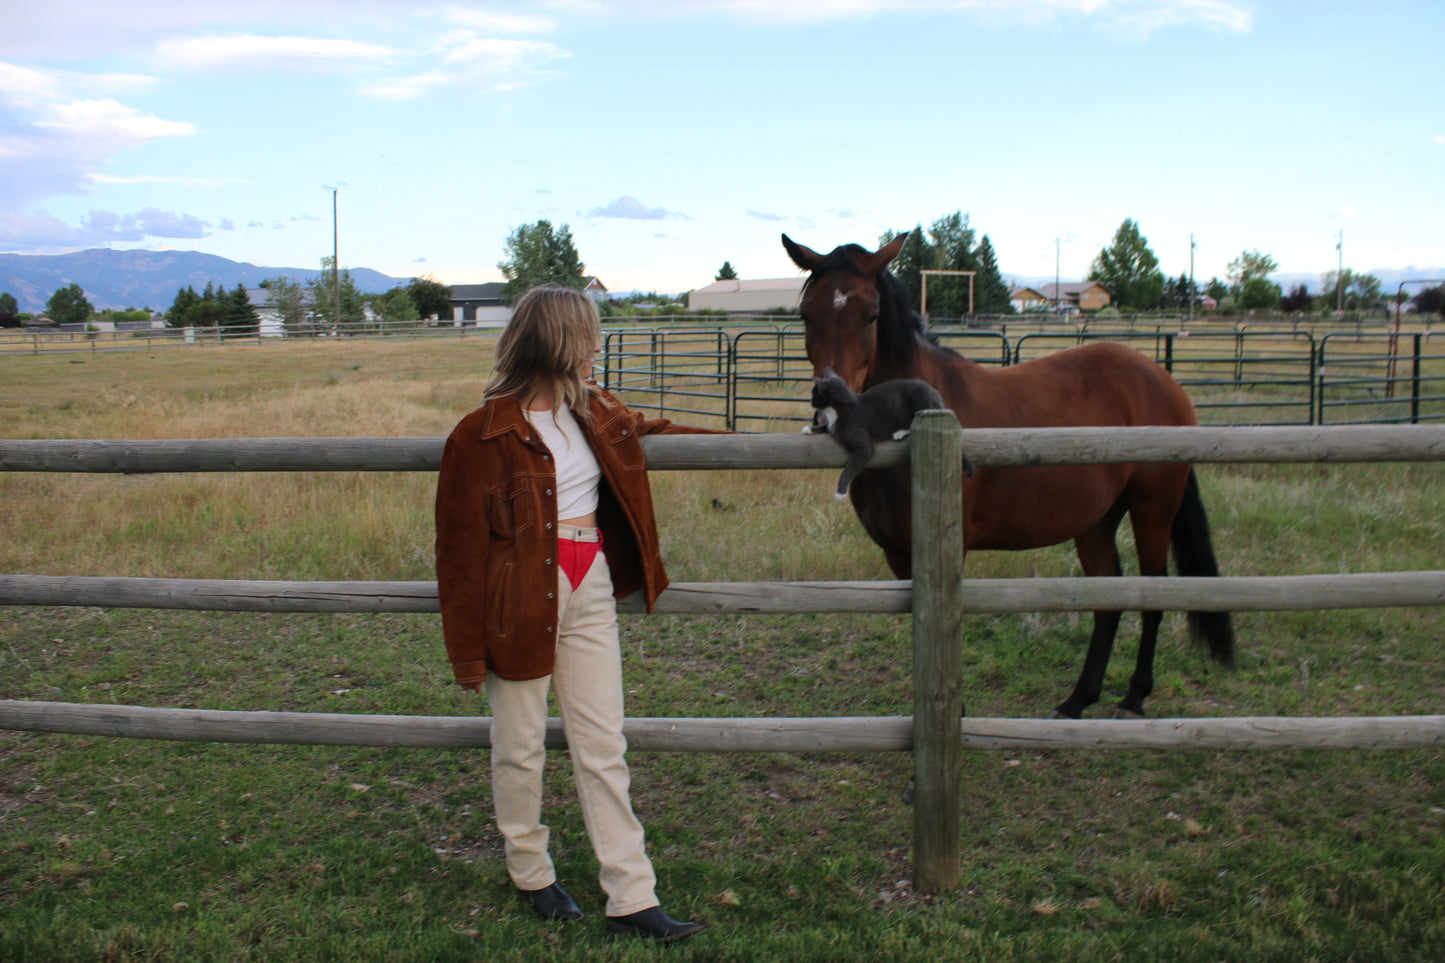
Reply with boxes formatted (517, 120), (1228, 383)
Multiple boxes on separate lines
(435, 428), (491, 691)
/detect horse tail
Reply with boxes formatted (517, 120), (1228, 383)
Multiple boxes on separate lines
(1171, 468), (1236, 667)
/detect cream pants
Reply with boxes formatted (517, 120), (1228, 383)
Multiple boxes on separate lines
(485, 528), (659, 917)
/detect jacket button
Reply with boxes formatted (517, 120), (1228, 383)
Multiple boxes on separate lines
(547, 592), (555, 600)
(545, 558), (553, 565)
(546, 626), (554, 634)
(545, 489), (553, 496)
(545, 522), (554, 530)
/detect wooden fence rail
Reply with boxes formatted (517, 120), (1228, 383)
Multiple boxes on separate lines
(3, 572), (1442, 614)
(2, 702), (1441, 753)
(3, 424), (1445, 474)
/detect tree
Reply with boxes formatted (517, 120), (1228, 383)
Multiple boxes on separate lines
(973, 236), (1013, 314)
(222, 283), (260, 336)
(1239, 277), (1283, 311)
(1088, 219), (1163, 311)
(260, 277), (312, 335)
(0, 291), (19, 328)
(498, 220), (586, 304)
(1280, 284), (1314, 314)
(405, 276), (452, 321)
(715, 261), (738, 281)
(310, 257), (367, 331)
(880, 226), (932, 310)
(1226, 250), (1279, 294)
(1160, 273), (1196, 311)
(1320, 269), (1384, 312)
(167, 285), (200, 327)
(372, 287), (420, 324)
(46, 283), (93, 325)
(1205, 277), (1229, 302)
(1410, 285), (1445, 317)
(924, 212), (979, 317)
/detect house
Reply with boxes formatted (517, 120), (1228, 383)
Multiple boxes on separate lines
(447, 283), (509, 325)
(1037, 281), (1111, 312)
(447, 279), (607, 324)
(688, 277), (805, 313)
(1009, 285), (1049, 312)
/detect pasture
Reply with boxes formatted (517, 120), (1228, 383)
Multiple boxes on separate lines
(2, 339), (1443, 962)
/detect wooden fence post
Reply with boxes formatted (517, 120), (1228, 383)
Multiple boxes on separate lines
(910, 408), (965, 893)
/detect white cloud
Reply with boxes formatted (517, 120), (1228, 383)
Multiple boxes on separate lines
(155, 34), (395, 70)
(607, 0), (1253, 35)
(364, 36), (569, 99)
(89, 174), (249, 187)
(0, 207), (219, 250)
(0, 67), (195, 208)
(442, 5), (558, 34)
(746, 209), (786, 222)
(588, 196), (685, 219)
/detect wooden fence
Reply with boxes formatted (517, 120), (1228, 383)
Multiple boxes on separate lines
(3, 423), (1445, 892)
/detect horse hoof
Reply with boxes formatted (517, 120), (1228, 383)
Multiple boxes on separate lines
(1111, 707), (1146, 720)
(1048, 710), (1078, 721)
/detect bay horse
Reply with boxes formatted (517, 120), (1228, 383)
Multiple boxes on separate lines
(782, 233), (1234, 719)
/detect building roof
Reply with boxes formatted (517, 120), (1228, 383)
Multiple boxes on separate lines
(691, 277), (805, 296)
(1038, 281), (1109, 299)
(450, 283), (504, 301)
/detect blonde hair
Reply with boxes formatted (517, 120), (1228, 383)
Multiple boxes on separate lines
(484, 285), (602, 422)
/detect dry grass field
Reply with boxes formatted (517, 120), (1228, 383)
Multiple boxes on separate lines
(2, 336), (1443, 962)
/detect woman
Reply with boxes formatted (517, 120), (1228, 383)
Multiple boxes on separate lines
(435, 285), (713, 943)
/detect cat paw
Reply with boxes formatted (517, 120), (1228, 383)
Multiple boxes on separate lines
(833, 491), (848, 501)
(891, 429), (911, 440)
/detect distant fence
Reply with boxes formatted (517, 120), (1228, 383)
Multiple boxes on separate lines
(3, 424), (1445, 892)
(0, 320), (499, 355)
(603, 324), (1444, 430)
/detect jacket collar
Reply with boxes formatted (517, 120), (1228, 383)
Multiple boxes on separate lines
(476, 388), (607, 441)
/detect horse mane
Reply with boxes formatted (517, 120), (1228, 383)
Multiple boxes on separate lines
(800, 244), (941, 375)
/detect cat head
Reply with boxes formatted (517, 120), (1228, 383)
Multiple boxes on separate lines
(810, 367), (854, 407)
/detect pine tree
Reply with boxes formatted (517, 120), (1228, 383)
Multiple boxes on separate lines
(1088, 219), (1164, 311)
(973, 236), (1013, 315)
(222, 284), (260, 336)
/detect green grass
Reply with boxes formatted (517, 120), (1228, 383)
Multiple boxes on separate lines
(2, 342), (1444, 961)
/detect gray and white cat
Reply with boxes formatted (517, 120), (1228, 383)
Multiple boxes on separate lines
(803, 369), (973, 498)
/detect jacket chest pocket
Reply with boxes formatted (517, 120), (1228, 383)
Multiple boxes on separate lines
(488, 478), (536, 539)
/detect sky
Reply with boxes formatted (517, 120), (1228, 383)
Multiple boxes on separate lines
(4, 0), (1443, 295)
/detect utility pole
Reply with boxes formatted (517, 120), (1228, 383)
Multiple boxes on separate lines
(1188, 234), (1196, 323)
(1054, 238), (1061, 314)
(323, 184), (345, 330)
(1336, 229), (1344, 314)
(332, 187), (340, 330)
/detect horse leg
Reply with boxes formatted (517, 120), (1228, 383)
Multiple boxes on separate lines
(1113, 475), (1187, 718)
(1052, 508), (1126, 720)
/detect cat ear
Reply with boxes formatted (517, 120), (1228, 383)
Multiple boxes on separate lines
(824, 367), (837, 379)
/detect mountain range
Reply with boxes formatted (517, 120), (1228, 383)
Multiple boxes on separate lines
(0, 249), (408, 314)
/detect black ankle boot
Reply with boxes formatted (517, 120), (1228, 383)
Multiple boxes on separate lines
(605, 905), (704, 942)
(518, 882), (583, 921)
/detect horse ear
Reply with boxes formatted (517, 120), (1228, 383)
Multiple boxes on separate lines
(781, 234), (824, 271)
(861, 233), (908, 276)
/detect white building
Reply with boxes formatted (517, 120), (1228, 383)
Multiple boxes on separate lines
(688, 278), (804, 313)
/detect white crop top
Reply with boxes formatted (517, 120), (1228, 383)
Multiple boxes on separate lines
(525, 404), (601, 520)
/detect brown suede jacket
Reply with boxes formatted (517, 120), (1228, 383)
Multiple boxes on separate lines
(435, 387), (716, 688)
